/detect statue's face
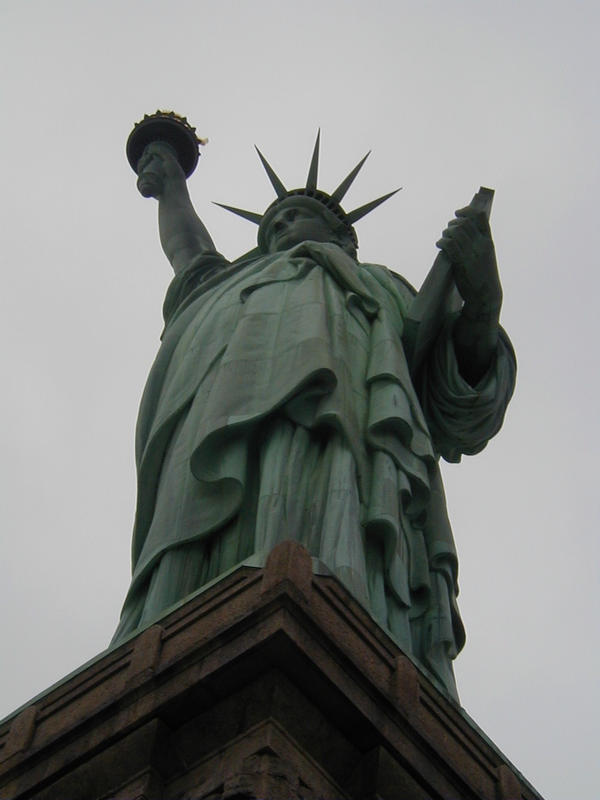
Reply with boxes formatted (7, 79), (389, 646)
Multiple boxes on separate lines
(265, 204), (340, 253)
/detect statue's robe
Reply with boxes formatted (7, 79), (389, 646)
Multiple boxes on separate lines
(112, 241), (516, 700)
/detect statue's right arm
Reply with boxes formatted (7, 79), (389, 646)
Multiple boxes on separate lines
(137, 142), (216, 274)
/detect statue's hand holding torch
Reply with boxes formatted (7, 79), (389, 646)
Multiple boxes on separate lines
(136, 142), (185, 199)
(126, 111), (207, 200)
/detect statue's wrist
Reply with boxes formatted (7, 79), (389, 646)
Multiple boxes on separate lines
(158, 177), (190, 205)
(461, 298), (501, 323)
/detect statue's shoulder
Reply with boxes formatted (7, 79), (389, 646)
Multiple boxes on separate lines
(389, 269), (417, 297)
(360, 262), (416, 303)
(232, 246), (262, 265)
(162, 250), (232, 328)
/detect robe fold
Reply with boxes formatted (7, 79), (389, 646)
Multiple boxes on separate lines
(112, 241), (516, 700)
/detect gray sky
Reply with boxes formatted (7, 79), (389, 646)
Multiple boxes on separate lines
(1, 2), (598, 797)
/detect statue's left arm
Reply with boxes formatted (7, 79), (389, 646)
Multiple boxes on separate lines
(416, 208), (516, 462)
(436, 205), (503, 386)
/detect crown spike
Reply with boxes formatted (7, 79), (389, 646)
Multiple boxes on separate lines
(346, 188), (401, 225)
(331, 151), (371, 204)
(213, 202), (263, 225)
(306, 129), (321, 191)
(255, 146), (287, 198)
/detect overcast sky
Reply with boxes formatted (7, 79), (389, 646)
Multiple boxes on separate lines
(1, 2), (598, 797)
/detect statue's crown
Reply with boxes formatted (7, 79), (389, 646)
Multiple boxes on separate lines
(215, 131), (400, 251)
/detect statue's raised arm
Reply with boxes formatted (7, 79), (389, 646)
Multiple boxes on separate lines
(126, 112), (215, 274)
(136, 141), (216, 274)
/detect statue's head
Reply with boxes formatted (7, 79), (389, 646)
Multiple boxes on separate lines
(259, 196), (357, 257)
(215, 132), (399, 258)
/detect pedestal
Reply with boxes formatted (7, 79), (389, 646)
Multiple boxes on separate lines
(0, 542), (543, 799)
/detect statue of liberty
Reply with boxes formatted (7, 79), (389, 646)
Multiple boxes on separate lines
(112, 113), (515, 701)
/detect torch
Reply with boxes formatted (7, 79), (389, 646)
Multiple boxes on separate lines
(126, 110), (207, 195)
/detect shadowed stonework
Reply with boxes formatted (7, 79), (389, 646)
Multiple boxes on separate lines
(0, 542), (543, 800)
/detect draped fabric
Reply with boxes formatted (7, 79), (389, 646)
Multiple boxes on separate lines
(112, 241), (516, 700)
